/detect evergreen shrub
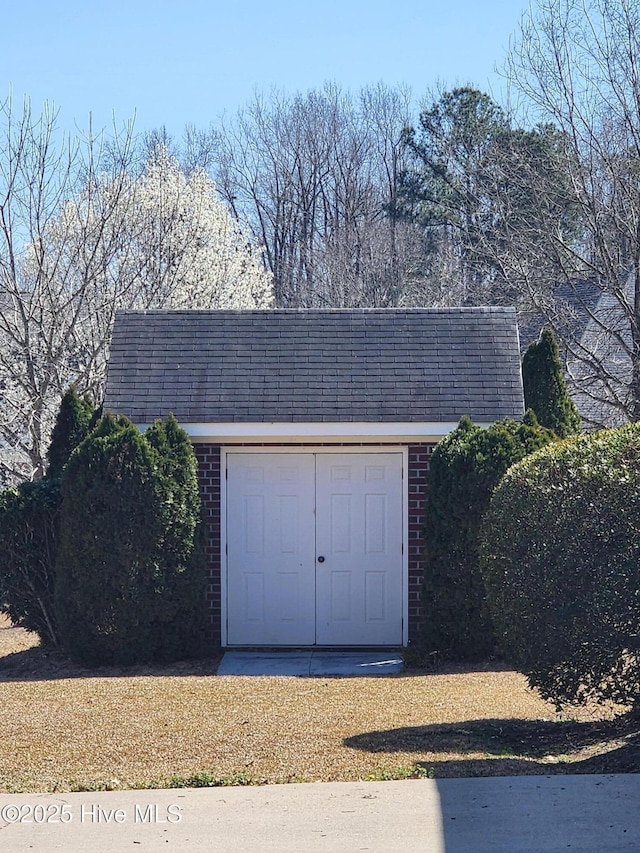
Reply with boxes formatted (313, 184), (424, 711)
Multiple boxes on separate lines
(0, 387), (96, 647)
(522, 329), (581, 437)
(0, 478), (61, 646)
(144, 414), (208, 661)
(422, 413), (555, 660)
(55, 413), (206, 666)
(481, 422), (640, 710)
(46, 387), (98, 479)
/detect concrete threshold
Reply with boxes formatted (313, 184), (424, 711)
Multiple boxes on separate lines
(216, 649), (404, 676)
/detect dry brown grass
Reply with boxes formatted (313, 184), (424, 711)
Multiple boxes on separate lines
(1, 614), (637, 793)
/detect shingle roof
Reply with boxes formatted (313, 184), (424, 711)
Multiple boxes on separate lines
(103, 308), (524, 424)
(567, 280), (632, 429)
(518, 279), (603, 353)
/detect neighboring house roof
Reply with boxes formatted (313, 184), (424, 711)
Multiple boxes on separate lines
(515, 279), (623, 429)
(517, 279), (603, 353)
(103, 308), (525, 426)
(567, 280), (633, 429)
(555, 279), (603, 327)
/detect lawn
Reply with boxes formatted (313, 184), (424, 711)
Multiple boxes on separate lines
(1, 615), (638, 793)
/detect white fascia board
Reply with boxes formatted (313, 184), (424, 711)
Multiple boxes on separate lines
(137, 421), (493, 443)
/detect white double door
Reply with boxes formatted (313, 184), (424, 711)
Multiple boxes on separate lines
(226, 451), (404, 646)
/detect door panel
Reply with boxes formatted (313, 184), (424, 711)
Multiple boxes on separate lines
(226, 451), (403, 646)
(226, 453), (316, 645)
(315, 453), (403, 645)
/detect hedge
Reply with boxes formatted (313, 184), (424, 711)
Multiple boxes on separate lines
(481, 422), (640, 710)
(0, 478), (61, 646)
(421, 413), (555, 660)
(55, 413), (206, 666)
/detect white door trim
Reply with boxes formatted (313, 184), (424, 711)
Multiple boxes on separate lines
(221, 446), (409, 647)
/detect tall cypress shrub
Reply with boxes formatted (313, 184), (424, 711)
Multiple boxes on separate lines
(55, 413), (206, 666)
(144, 414), (207, 660)
(55, 414), (161, 664)
(422, 413), (555, 660)
(522, 329), (581, 437)
(46, 387), (98, 479)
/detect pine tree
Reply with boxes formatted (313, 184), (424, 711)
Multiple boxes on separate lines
(522, 329), (581, 438)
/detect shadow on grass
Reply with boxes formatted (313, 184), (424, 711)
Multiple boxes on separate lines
(344, 715), (640, 776)
(0, 644), (222, 682)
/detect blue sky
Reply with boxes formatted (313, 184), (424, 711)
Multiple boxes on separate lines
(3, 0), (530, 137)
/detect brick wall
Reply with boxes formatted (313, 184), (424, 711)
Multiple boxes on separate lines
(193, 444), (221, 644)
(407, 443), (435, 641)
(192, 441), (435, 647)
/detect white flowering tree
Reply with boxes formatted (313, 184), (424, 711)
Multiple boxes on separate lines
(0, 100), (272, 484)
(114, 146), (273, 311)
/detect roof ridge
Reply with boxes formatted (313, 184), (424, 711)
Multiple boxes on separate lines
(114, 306), (517, 316)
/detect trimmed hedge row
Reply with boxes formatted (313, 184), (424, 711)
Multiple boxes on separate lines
(0, 388), (207, 667)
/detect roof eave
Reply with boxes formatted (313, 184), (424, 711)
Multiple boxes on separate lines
(136, 421), (495, 443)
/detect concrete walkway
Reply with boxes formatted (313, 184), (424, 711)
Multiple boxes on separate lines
(216, 649), (404, 676)
(1, 775), (639, 852)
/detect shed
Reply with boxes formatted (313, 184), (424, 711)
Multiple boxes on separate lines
(104, 307), (525, 648)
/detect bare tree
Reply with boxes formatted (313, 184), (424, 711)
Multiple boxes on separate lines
(0, 97), (136, 482)
(505, 0), (640, 425)
(212, 83), (432, 307)
(0, 100), (273, 484)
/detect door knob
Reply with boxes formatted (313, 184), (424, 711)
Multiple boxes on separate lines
(317, 555), (325, 563)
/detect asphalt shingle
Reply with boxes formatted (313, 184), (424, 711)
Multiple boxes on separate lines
(103, 308), (525, 424)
